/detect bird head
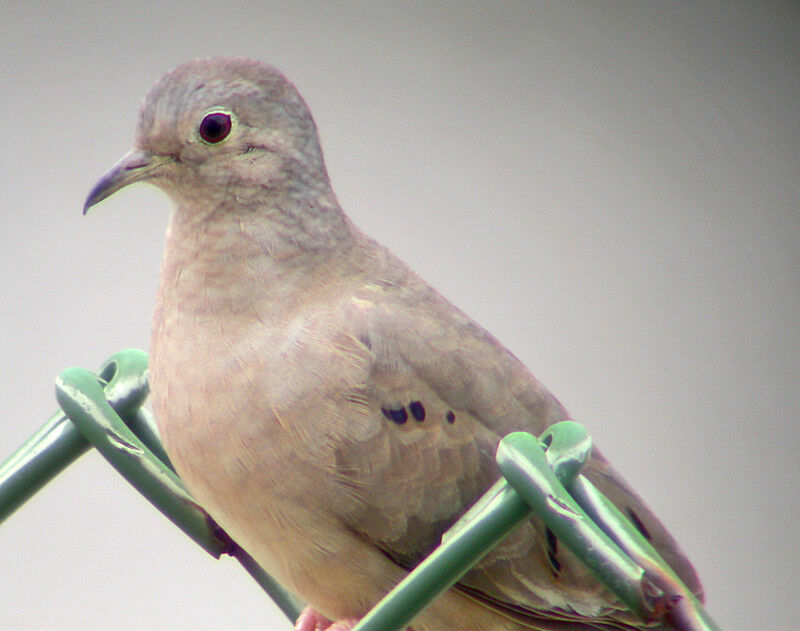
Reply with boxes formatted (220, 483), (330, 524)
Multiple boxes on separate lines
(84, 58), (329, 214)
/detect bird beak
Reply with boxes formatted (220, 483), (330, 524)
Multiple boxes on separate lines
(83, 150), (170, 214)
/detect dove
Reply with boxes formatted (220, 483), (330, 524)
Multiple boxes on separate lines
(84, 58), (703, 630)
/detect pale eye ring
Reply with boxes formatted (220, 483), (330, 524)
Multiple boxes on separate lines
(198, 111), (232, 143)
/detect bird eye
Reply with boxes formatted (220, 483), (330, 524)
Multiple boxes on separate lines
(198, 111), (232, 143)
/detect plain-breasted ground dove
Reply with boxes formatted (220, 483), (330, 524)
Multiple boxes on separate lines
(84, 58), (703, 630)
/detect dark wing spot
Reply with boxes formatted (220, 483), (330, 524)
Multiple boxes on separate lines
(409, 401), (426, 421)
(446, 411), (456, 424)
(381, 406), (408, 425)
(358, 333), (372, 350)
(627, 508), (652, 541)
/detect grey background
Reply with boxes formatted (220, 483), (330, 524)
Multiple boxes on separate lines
(1, 3), (798, 630)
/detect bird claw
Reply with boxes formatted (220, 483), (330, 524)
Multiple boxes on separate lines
(294, 607), (331, 631)
(295, 606), (357, 631)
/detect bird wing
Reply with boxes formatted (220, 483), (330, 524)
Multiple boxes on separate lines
(307, 261), (702, 629)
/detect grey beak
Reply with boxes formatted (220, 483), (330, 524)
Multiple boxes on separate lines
(84, 150), (170, 214)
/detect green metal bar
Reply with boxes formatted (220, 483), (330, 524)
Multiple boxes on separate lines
(55, 365), (225, 557)
(354, 429), (669, 631)
(56, 356), (302, 621)
(497, 431), (662, 620)
(95, 350), (174, 469)
(352, 479), (532, 631)
(235, 542), (306, 622)
(0, 408), (90, 524)
(0, 350), (303, 623)
(568, 477), (719, 631)
(355, 424), (724, 631)
(0, 349), (150, 524)
(124, 406), (174, 472)
(538, 423), (720, 631)
(53, 362), (304, 622)
(538, 420), (593, 483)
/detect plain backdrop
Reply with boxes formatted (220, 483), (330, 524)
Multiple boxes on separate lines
(1, 3), (798, 630)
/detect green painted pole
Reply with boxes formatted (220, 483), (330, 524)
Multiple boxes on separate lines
(54, 362), (304, 622)
(55, 365), (224, 557)
(537, 422), (721, 631)
(352, 479), (532, 631)
(567, 476), (720, 631)
(0, 408), (90, 524)
(0, 349), (150, 524)
(0, 349), (303, 623)
(496, 431), (661, 619)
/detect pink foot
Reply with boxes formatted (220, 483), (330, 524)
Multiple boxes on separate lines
(294, 606), (358, 631)
(295, 607), (331, 631)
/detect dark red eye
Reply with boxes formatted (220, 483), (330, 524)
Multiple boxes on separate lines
(199, 111), (232, 143)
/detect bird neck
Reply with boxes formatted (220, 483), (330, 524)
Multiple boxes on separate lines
(155, 186), (354, 317)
